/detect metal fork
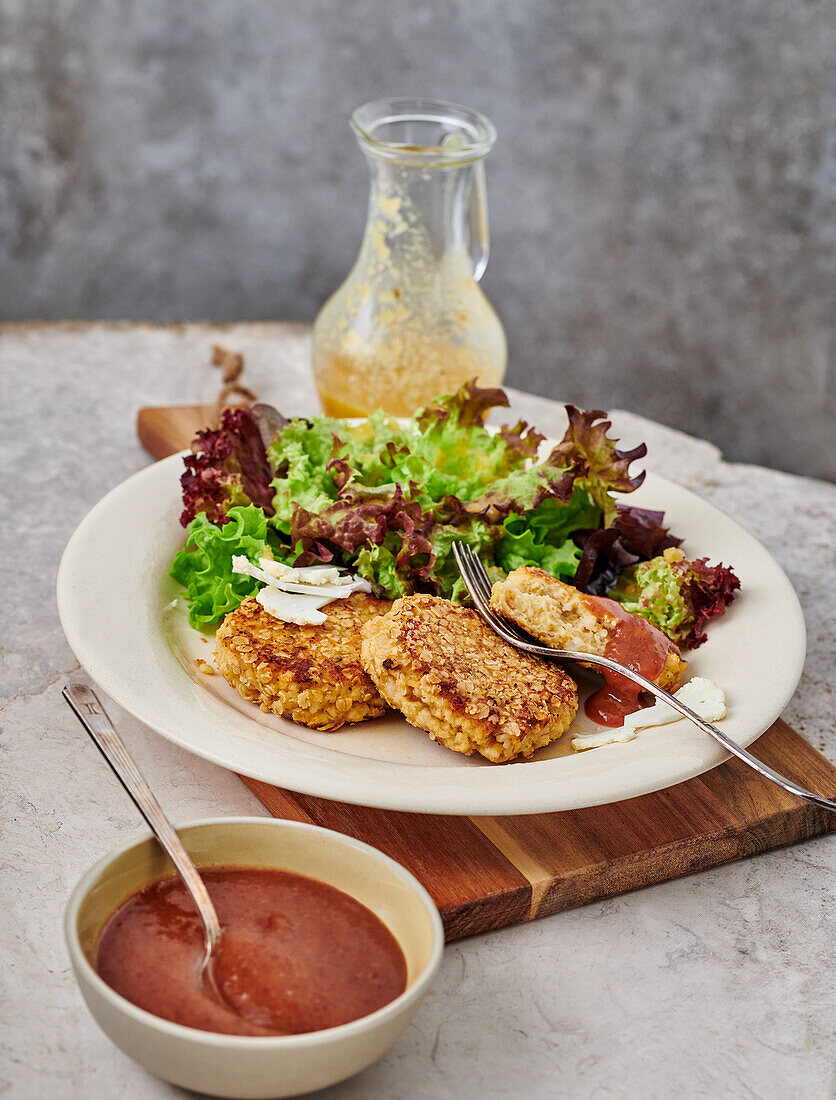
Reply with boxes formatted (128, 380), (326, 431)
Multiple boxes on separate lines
(452, 542), (836, 812)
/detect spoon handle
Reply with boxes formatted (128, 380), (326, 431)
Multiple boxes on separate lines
(63, 683), (222, 962)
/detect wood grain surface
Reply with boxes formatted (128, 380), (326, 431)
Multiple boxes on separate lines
(137, 404), (215, 460)
(143, 403), (835, 943)
(240, 719), (836, 942)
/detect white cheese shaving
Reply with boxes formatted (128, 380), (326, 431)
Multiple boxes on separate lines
(275, 579), (369, 598)
(257, 559), (344, 585)
(256, 587), (331, 626)
(230, 555), (372, 625)
(290, 565), (344, 584)
(232, 556), (285, 588)
(572, 677), (726, 752)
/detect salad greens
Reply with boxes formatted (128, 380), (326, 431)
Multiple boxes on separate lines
(610, 548), (741, 649)
(171, 505), (273, 628)
(171, 381), (739, 644)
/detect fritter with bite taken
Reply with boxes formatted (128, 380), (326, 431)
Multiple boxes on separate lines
(360, 594), (578, 763)
(215, 592), (392, 731)
(489, 567), (686, 692)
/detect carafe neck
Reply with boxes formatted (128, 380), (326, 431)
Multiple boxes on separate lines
(359, 156), (482, 274)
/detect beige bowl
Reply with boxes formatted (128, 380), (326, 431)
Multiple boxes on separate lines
(65, 817), (444, 1099)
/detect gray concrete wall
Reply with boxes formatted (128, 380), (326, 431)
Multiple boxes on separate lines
(2, 0), (834, 478)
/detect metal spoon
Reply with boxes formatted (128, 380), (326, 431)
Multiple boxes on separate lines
(63, 682), (222, 971)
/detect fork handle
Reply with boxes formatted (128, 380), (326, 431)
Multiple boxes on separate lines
(530, 648), (836, 813)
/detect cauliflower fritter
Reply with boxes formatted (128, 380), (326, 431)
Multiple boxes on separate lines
(215, 593), (392, 731)
(490, 567), (686, 691)
(360, 594), (578, 763)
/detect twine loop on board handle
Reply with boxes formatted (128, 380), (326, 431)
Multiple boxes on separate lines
(210, 344), (258, 426)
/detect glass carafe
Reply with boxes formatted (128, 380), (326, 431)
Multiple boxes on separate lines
(313, 97), (507, 417)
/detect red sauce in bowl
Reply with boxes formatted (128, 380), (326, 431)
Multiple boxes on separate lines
(582, 596), (679, 727)
(95, 867), (408, 1036)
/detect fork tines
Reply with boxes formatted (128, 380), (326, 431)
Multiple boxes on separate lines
(452, 543), (526, 644)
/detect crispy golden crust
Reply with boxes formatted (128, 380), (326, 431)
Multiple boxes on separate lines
(214, 593), (392, 731)
(360, 594), (578, 763)
(490, 567), (687, 691)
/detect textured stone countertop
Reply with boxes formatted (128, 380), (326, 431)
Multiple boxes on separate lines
(2, 322), (835, 1100)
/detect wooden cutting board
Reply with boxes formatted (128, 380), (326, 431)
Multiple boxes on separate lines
(141, 403), (836, 942)
(137, 403), (216, 460)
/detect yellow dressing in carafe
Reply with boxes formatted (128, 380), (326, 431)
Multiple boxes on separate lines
(313, 98), (507, 418)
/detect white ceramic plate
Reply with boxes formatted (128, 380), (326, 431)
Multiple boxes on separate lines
(57, 451), (805, 815)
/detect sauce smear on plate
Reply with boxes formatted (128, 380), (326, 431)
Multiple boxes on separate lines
(95, 867), (407, 1036)
(583, 596), (678, 727)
